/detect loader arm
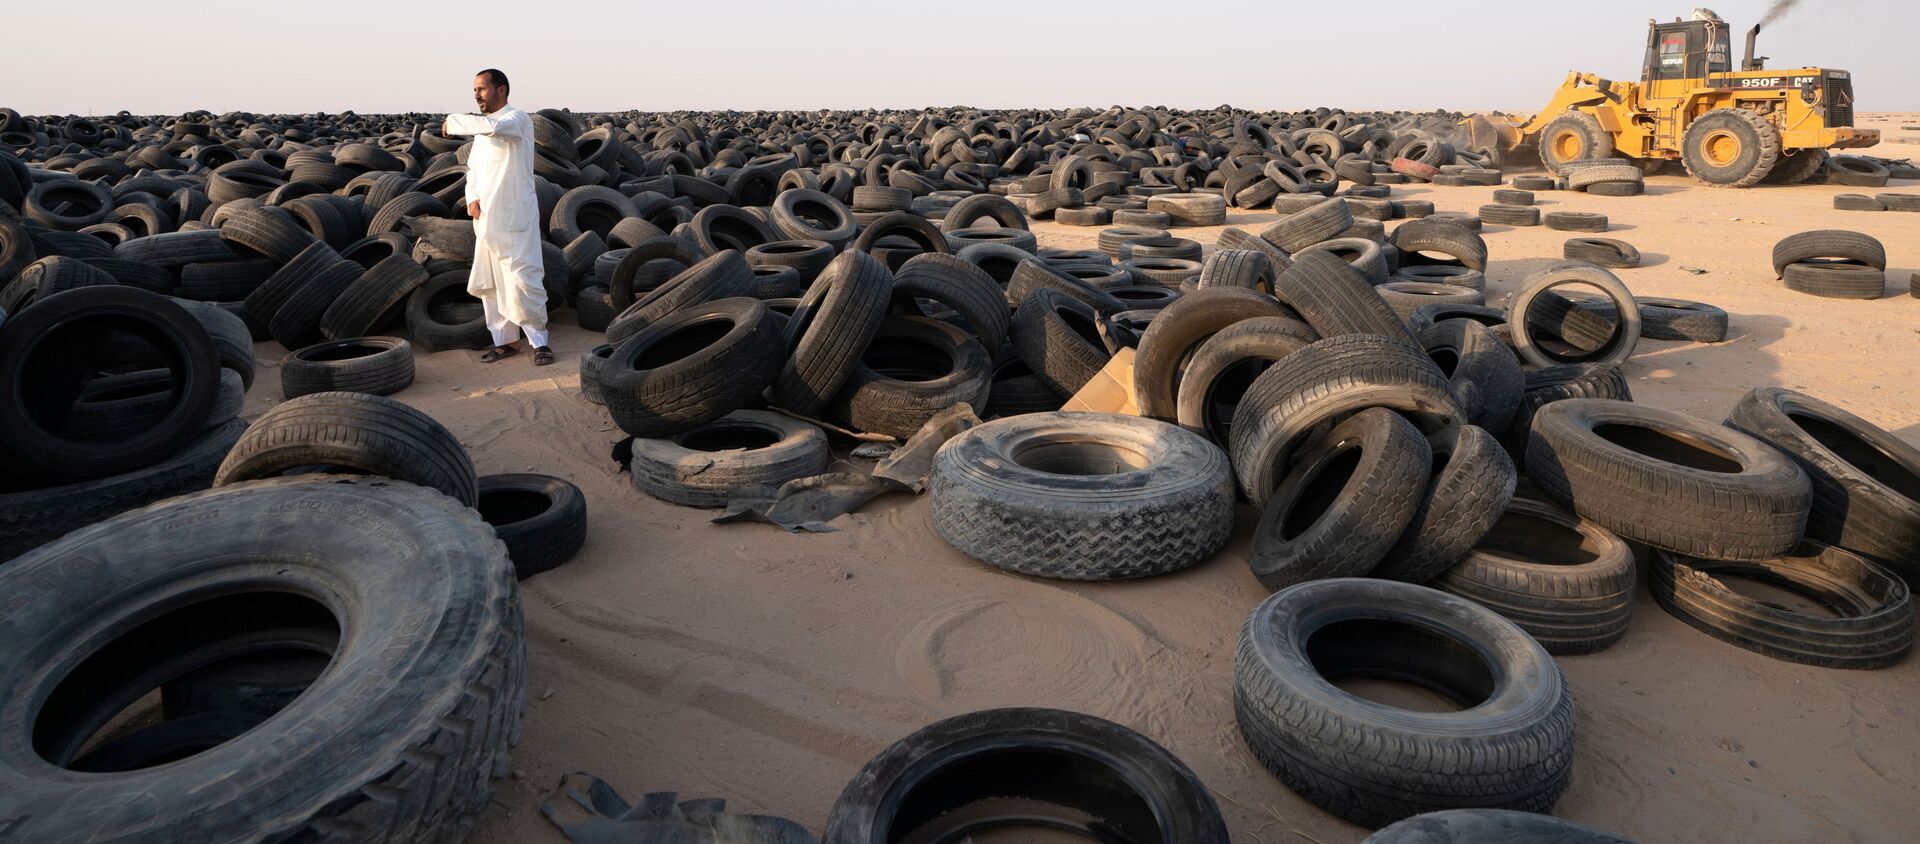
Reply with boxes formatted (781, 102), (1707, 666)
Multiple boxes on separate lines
(1516, 72), (1625, 135)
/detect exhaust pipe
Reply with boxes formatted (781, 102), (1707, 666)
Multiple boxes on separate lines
(1743, 24), (1765, 71)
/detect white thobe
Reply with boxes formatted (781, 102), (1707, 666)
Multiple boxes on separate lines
(444, 104), (549, 347)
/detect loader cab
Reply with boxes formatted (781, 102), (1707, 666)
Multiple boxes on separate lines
(1643, 20), (1732, 86)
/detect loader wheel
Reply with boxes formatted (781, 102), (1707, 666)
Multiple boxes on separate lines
(1538, 112), (1613, 174)
(1682, 109), (1781, 188)
(1764, 149), (1829, 185)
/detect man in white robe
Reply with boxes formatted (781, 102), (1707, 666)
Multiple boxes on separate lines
(444, 68), (552, 365)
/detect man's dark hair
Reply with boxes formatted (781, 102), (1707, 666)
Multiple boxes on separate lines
(477, 68), (509, 94)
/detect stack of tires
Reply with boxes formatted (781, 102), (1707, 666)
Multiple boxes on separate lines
(0, 285), (251, 561)
(1772, 229), (1889, 299)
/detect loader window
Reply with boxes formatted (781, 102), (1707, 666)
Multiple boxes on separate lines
(1646, 22), (1719, 81)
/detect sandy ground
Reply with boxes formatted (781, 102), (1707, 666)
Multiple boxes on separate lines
(236, 116), (1920, 843)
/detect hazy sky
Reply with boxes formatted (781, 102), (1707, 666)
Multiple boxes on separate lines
(4, 0), (1912, 116)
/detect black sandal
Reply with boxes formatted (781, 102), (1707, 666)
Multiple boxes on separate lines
(480, 345), (519, 363)
(533, 346), (555, 366)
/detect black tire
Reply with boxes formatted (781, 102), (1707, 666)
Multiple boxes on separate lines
(1765, 149), (1830, 186)
(476, 473), (587, 579)
(1374, 425), (1518, 584)
(770, 249), (893, 415)
(1586, 181), (1644, 197)
(1538, 111), (1614, 173)
(1364, 809), (1633, 844)
(1099, 226), (1170, 257)
(1195, 249), (1278, 293)
(548, 185), (637, 246)
(172, 297), (259, 390)
(1251, 408), (1432, 589)
(1432, 497), (1636, 654)
(1392, 265), (1486, 292)
(406, 271), (492, 352)
(822, 708), (1228, 843)
(214, 391), (479, 506)
(1725, 387), (1920, 583)
(1826, 156), (1891, 188)
(1134, 286), (1297, 423)
(1508, 262), (1641, 368)
(1010, 288), (1112, 396)
(1502, 363), (1632, 465)
(112, 229), (237, 268)
(689, 203), (778, 255)
(984, 357), (1065, 418)
(1408, 302), (1507, 335)
(1390, 219), (1489, 272)
(605, 249), (756, 344)
(1294, 237), (1388, 284)
(178, 259), (277, 301)
(1545, 211), (1609, 233)
(0, 256), (116, 313)
(1229, 333), (1463, 509)
(1782, 260), (1885, 299)
(219, 205), (319, 263)
(1419, 318), (1522, 435)
(1174, 316), (1319, 445)
(243, 241), (342, 326)
(1492, 189), (1534, 205)
(1120, 258), (1203, 287)
(0, 417), (246, 562)
(930, 412), (1234, 579)
(578, 343), (613, 404)
(1528, 399), (1811, 560)
(1214, 226), (1293, 271)
(0, 216), (35, 282)
(1650, 541), (1913, 669)
(0, 475), (523, 841)
(1006, 258), (1127, 315)
(322, 254), (430, 340)
(602, 297), (783, 438)
(266, 250), (361, 350)
(852, 211), (949, 256)
(828, 316), (991, 438)
(1511, 175), (1559, 191)
(0, 286), (219, 485)
(745, 239), (834, 284)
(608, 235), (709, 310)
(1833, 194), (1884, 211)
(1235, 578), (1575, 828)
(281, 337), (416, 398)
(1634, 296), (1727, 342)
(575, 286), (615, 331)
(1274, 252), (1417, 345)
(1260, 197), (1353, 252)
(629, 410), (831, 507)
(889, 252), (1011, 355)
(939, 193), (1029, 232)
(1681, 108), (1782, 188)
(1478, 204), (1540, 226)
(58, 367), (239, 444)
(1562, 237), (1641, 268)
(1376, 282), (1486, 321)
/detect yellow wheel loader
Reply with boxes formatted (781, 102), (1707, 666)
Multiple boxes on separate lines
(1464, 11), (1878, 187)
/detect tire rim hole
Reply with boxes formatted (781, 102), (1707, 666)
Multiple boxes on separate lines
(1279, 445), (1363, 541)
(33, 591), (340, 772)
(1593, 423), (1744, 473)
(1785, 411), (1920, 502)
(864, 336), (955, 383)
(476, 487), (555, 526)
(299, 342), (387, 362)
(676, 423), (781, 452)
(881, 748), (1160, 843)
(1476, 509), (1605, 565)
(1203, 358), (1272, 445)
(1306, 618), (1495, 713)
(631, 319), (736, 371)
(1012, 440), (1149, 476)
(1703, 567), (1847, 620)
(1056, 307), (1105, 351)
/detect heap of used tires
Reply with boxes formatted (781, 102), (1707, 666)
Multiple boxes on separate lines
(0, 385), (596, 838)
(911, 201), (1915, 828)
